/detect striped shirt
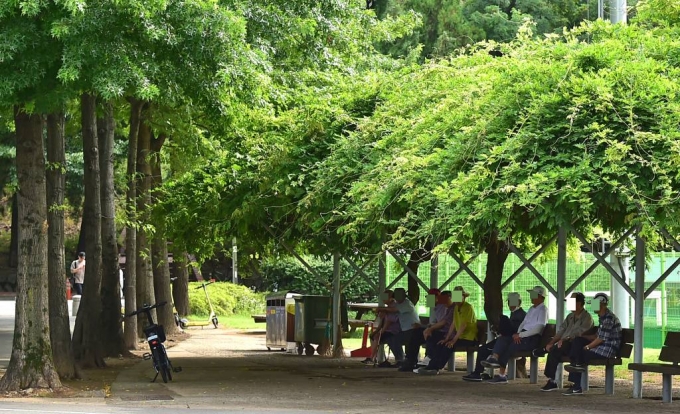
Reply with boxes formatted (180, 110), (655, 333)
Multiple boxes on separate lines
(593, 309), (622, 358)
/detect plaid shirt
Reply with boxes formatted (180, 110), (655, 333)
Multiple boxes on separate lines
(593, 309), (622, 358)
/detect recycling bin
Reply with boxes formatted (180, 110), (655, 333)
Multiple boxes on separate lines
(266, 291), (299, 351)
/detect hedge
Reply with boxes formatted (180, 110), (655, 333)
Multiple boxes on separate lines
(188, 281), (265, 317)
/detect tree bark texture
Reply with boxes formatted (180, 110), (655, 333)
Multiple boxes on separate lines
(46, 112), (77, 380)
(71, 94), (106, 368)
(405, 242), (433, 305)
(136, 120), (156, 336)
(0, 108), (61, 391)
(171, 252), (190, 316)
(149, 134), (177, 334)
(124, 99), (143, 349)
(98, 103), (126, 357)
(483, 236), (509, 330)
(8, 193), (18, 268)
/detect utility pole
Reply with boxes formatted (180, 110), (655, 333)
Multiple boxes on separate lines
(598, 0), (604, 19)
(610, 0), (627, 24)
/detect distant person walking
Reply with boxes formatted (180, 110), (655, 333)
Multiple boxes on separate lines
(70, 252), (86, 295)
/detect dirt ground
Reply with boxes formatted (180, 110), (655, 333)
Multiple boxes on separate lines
(86, 327), (678, 413)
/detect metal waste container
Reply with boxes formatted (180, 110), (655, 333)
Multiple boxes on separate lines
(294, 295), (332, 355)
(265, 291), (299, 351)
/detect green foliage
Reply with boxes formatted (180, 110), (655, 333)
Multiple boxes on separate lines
(188, 281), (265, 317)
(258, 256), (378, 302)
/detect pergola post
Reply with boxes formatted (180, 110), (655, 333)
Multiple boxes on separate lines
(555, 227), (567, 389)
(632, 229), (645, 398)
(430, 255), (439, 320)
(332, 252), (341, 356)
(378, 253), (386, 302)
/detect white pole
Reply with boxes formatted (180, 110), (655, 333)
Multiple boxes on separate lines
(430, 255), (438, 320)
(232, 237), (238, 284)
(609, 246), (631, 328)
(632, 230), (645, 398)
(610, 0), (627, 24)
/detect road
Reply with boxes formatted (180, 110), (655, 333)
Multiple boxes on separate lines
(0, 402), (330, 414)
(0, 297), (76, 369)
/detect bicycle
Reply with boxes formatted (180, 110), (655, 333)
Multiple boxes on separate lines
(126, 301), (182, 383)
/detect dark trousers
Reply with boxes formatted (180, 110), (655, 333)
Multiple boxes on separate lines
(567, 336), (601, 385)
(425, 331), (446, 358)
(387, 329), (415, 362)
(492, 334), (541, 368)
(474, 338), (497, 374)
(404, 327), (426, 365)
(544, 341), (572, 380)
(427, 339), (478, 370)
(74, 283), (83, 295)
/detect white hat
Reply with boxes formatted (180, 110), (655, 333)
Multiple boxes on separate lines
(453, 286), (470, 297)
(527, 286), (546, 297)
(507, 292), (521, 302)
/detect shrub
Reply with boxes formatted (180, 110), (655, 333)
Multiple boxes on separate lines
(188, 281), (265, 317)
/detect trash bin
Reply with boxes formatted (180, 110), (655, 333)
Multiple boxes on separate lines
(294, 295), (332, 356)
(265, 291), (299, 351)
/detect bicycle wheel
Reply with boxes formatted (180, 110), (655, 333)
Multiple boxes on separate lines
(160, 363), (169, 383)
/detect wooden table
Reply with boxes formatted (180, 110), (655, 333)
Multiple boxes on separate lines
(347, 303), (379, 333)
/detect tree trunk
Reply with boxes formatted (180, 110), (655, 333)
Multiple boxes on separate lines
(483, 235), (509, 330)
(149, 133), (177, 333)
(136, 120), (156, 335)
(171, 252), (190, 316)
(0, 107), (61, 391)
(8, 193), (18, 268)
(46, 112), (77, 380)
(98, 102), (126, 357)
(405, 242), (433, 305)
(124, 99), (143, 349)
(71, 93), (105, 368)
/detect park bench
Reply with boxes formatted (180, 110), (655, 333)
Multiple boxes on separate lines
(629, 331), (680, 402)
(251, 314), (266, 323)
(447, 320), (489, 373)
(504, 323), (556, 383)
(556, 328), (634, 394)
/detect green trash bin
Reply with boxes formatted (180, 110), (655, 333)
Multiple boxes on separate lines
(294, 295), (331, 356)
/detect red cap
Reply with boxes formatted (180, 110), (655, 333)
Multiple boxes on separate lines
(427, 288), (441, 295)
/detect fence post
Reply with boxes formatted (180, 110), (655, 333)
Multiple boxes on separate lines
(632, 229), (645, 398)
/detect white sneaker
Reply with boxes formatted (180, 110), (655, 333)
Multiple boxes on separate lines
(418, 356), (431, 367)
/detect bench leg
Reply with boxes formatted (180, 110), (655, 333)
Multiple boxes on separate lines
(556, 363), (564, 389)
(377, 344), (386, 363)
(529, 357), (538, 384)
(467, 351), (475, 374)
(507, 358), (516, 380)
(581, 366), (589, 391)
(662, 373), (673, 403)
(605, 365), (615, 395)
(448, 354), (455, 372)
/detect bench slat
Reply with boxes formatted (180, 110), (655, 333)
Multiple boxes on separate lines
(619, 343), (633, 359)
(665, 331), (680, 347)
(621, 328), (635, 344)
(629, 362), (680, 375)
(659, 346), (680, 364)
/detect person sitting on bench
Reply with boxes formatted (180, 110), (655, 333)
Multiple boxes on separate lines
(382, 287), (421, 368)
(481, 286), (548, 384)
(562, 292), (621, 395)
(398, 289), (453, 372)
(362, 289), (401, 366)
(416, 286), (478, 375)
(463, 292), (526, 382)
(539, 292), (593, 391)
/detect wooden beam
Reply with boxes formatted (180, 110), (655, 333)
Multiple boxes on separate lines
(508, 244), (557, 296)
(386, 250), (430, 291)
(501, 233), (558, 289)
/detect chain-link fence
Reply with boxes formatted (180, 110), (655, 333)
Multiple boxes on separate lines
(386, 251), (680, 349)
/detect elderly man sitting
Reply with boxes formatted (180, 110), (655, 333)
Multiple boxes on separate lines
(480, 286), (549, 384)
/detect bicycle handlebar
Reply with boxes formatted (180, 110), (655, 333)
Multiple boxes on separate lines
(126, 301), (167, 318)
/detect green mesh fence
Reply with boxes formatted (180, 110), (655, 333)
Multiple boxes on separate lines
(385, 252), (680, 349)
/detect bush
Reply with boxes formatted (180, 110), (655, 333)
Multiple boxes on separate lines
(257, 256), (378, 302)
(188, 281), (265, 317)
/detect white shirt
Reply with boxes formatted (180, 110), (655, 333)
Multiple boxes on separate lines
(517, 302), (548, 338)
(395, 299), (421, 331)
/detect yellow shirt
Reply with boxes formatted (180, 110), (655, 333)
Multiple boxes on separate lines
(453, 301), (478, 341)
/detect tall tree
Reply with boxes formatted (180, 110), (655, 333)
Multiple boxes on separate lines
(136, 120), (156, 334)
(46, 111), (77, 379)
(0, 108), (61, 390)
(123, 99), (144, 349)
(149, 134), (177, 333)
(8, 193), (18, 268)
(171, 252), (190, 316)
(71, 94), (105, 368)
(98, 102), (126, 356)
